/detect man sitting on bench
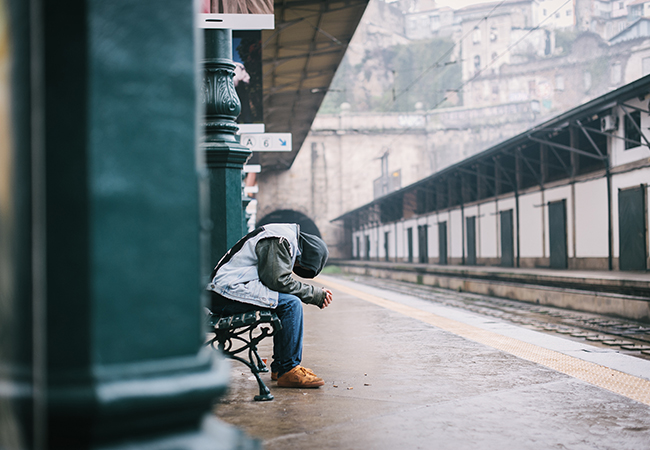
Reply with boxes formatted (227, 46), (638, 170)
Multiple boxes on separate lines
(207, 223), (333, 388)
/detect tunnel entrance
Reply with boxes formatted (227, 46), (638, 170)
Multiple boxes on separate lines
(257, 210), (321, 237)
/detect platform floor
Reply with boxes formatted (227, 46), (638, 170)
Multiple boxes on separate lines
(213, 274), (650, 450)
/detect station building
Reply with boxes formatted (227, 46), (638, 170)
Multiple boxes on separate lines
(336, 74), (650, 272)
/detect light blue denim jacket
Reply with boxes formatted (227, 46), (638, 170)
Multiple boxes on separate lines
(207, 223), (301, 308)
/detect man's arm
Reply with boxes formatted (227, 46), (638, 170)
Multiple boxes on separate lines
(256, 238), (327, 307)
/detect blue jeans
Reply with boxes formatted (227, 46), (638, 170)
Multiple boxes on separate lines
(212, 292), (303, 377)
(270, 293), (303, 376)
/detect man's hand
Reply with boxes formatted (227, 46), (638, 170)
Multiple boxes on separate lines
(321, 288), (333, 309)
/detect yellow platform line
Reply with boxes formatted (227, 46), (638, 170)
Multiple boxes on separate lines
(318, 276), (650, 406)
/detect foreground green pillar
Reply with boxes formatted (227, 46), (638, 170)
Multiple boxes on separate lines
(1, 0), (34, 448)
(201, 29), (252, 265)
(1, 1), (240, 448)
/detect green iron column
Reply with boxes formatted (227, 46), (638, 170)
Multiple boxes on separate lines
(201, 29), (252, 266)
(0, 0), (34, 448)
(1, 1), (243, 448)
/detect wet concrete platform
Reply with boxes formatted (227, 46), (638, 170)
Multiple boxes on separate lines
(213, 274), (650, 450)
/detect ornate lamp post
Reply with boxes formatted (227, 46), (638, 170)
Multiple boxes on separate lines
(201, 28), (252, 266)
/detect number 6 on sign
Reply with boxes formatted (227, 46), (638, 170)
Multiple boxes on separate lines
(240, 133), (292, 151)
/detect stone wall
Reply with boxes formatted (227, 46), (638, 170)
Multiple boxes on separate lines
(256, 101), (544, 258)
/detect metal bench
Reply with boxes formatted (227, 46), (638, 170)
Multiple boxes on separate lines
(206, 310), (282, 401)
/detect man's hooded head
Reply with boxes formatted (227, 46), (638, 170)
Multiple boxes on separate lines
(293, 232), (329, 279)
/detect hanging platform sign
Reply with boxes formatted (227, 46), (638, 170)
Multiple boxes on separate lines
(240, 133), (292, 152)
(198, 13), (274, 30)
(198, 0), (274, 30)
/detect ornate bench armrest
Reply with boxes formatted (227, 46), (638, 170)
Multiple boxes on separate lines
(210, 309), (282, 332)
(206, 309), (281, 401)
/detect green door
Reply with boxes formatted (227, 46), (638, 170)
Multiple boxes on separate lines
(466, 216), (477, 265)
(438, 221), (448, 265)
(619, 185), (647, 271)
(418, 225), (429, 263)
(549, 200), (568, 269)
(500, 209), (514, 267)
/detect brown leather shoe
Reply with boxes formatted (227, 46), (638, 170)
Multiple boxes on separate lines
(276, 365), (324, 388)
(272, 366), (316, 381)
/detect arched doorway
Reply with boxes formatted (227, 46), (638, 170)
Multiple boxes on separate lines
(257, 210), (321, 237)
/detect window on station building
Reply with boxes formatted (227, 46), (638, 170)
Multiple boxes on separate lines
(490, 26), (497, 41)
(624, 110), (641, 150)
(474, 55), (481, 72)
(555, 74), (565, 91)
(566, 9), (571, 16)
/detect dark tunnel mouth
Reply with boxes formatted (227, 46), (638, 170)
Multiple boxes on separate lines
(257, 209), (321, 238)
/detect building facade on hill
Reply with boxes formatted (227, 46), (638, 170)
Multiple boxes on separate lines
(610, 16), (650, 42)
(404, 5), (455, 39)
(464, 32), (650, 111)
(534, 0), (576, 29)
(397, 0), (650, 45)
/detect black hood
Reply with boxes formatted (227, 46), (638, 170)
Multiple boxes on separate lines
(293, 232), (329, 278)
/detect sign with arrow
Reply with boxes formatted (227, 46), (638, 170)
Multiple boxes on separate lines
(240, 133), (292, 152)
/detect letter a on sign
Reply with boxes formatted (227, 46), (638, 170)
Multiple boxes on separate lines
(240, 133), (292, 151)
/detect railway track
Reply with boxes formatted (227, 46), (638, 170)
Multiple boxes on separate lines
(340, 274), (650, 361)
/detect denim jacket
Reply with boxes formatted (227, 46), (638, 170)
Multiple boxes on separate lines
(207, 223), (304, 308)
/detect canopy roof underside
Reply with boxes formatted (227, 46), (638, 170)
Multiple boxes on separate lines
(258, 0), (369, 171)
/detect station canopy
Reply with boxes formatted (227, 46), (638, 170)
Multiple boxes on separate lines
(257, 0), (369, 171)
(333, 74), (650, 230)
